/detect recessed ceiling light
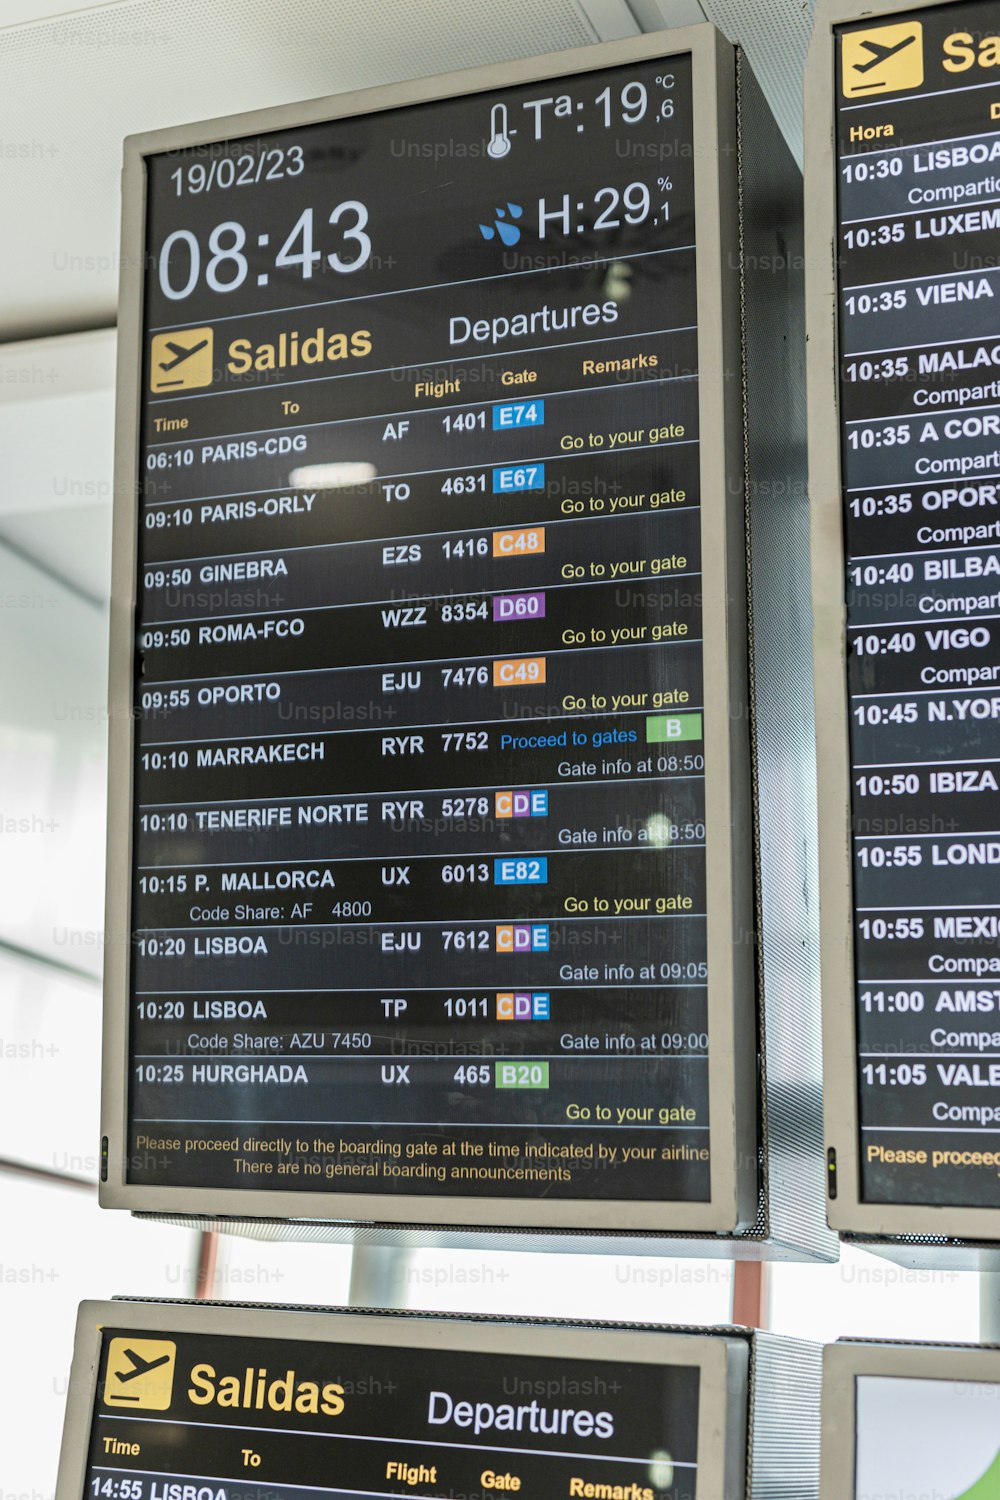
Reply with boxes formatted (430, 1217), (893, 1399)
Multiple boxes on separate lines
(289, 462), (377, 489)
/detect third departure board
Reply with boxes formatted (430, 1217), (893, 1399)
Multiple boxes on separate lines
(74, 1322), (705, 1500)
(855, 1375), (1000, 1499)
(824, 0), (1000, 1218)
(103, 31), (755, 1229)
(820, 1342), (1000, 1499)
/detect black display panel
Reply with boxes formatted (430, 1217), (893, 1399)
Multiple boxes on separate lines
(834, 1), (1000, 1208)
(124, 51), (727, 1208)
(80, 1326), (700, 1500)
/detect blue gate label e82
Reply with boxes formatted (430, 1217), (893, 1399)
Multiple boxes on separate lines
(494, 858), (548, 885)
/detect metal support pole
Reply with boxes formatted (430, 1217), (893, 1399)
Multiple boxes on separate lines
(732, 1260), (768, 1328)
(347, 1244), (413, 1310)
(979, 1273), (1000, 1345)
(194, 1231), (219, 1300)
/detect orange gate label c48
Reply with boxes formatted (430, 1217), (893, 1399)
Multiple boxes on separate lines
(492, 527), (545, 556)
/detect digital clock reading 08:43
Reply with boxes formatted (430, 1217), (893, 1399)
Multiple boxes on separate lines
(156, 202), (373, 298)
(155, 181), (668, 301)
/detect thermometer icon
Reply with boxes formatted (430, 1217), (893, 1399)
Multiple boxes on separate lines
(487, 103), (514, 159)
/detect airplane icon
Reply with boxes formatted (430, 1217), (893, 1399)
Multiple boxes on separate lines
(115, 1347), (172, 1384)
(104, 1337), (177, 1409)
(842, 22), (923, 97)
(852, 33), (916, 73)
(149, 327), (213, 391)
(157, 337), (209, 372)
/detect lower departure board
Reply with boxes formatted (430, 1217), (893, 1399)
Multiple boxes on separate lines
(104, 32), (755, 1226)
(830, 0), (1000, 1214)
(68, 1315), (714, 1500)
(855, 1376), (1000, 1500)
(820, 1342), (1000, 1500)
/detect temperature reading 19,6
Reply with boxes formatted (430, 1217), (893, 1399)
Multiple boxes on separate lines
(521, 75), (676, 136)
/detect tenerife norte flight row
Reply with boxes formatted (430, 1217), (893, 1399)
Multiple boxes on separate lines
(49, 0), (1000, 1490)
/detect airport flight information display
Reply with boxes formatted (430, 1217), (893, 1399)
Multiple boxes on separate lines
(80, 1326), (701, 1500)
(834, 2), (1000, 1207)
(120, 49), (740, 1211)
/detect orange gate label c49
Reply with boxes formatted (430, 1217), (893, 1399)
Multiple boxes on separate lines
(493, 657), (546, 686)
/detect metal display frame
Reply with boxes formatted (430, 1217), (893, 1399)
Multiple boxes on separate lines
(54, 1301), (751, 1500)
(101, 25), (758, 1235)
(807, 0), (1000, 1255)
(820, 1339), (1000, 1499)
(101, 24), (832, 1259)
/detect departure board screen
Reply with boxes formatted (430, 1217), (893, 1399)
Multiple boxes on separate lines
(120, 47), (740, 1211)
(855, 1376), (1000, 1499)
(80, 1325), (701, 1500)
(834, 2), (1000, 1207)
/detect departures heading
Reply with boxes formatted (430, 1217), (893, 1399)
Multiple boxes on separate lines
(83, 1326), (699, 1500)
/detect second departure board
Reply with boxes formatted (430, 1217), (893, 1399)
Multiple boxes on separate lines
(78, 1327), (703, 1500)
(54, 1308), (752, 1500)
(103, 30), (755, 1230)
(816, 0), (1000, 1228)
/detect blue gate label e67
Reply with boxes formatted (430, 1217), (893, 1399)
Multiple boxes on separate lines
(493, 464), (545, 492)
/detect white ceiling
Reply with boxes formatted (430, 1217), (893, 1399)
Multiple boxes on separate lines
(0, 0), (815, 602)
(0, 0), (813, 346)
(0, 329), (115, 600)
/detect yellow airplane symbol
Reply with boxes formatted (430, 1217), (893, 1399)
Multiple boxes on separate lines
(115, 1347), (172, 1383)
(149, 328), (213, 392)
(158, 337), (209, 371)
(853, 34), (917, 73)
(104, 1337), (177, 1410)
(842, 22), (924, 98)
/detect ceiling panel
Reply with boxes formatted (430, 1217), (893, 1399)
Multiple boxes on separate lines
(0, 0), (815, 345)
(704, 0), (814, 160)
(0, 535), (109, 973)
(0, 330), (116, 600)
(0, 0), (596, 341)
(0, 0), (818, 602)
